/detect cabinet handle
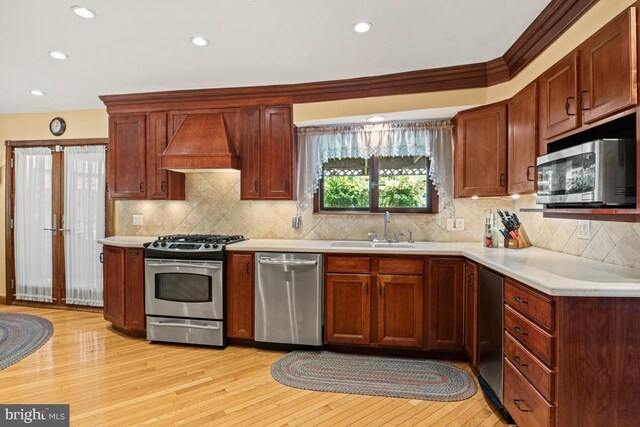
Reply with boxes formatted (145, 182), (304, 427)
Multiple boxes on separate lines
(513, 400), (530, 412)
(139, 182), (145, 192)
(500, 174), (505, 187)
(525, 166), (535, 182)
(514, 355), (528, 367)
(246, 263), (250, 275)
(254, 180), (259, 192)
(514, 326), (528, 336)
(161, 181), (166, 192)
(365, 281), (368, 295)
(379, 282), (382, 296)
(513, 295), (528, 304)
(578, 90), (590, 111)
(565, 96), (576, 116)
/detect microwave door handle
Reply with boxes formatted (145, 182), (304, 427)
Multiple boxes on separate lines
(148, 321), (221, 330)
(146, 262), (220, 270)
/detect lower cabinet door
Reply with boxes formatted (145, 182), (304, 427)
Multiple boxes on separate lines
(226, 253), (255, 339)
(427, 258), (464, 351)
(103, 246), (125, 327)
(325, 273), (371, 345)
(376, 274), (423, 348)
(504, 359), (554, 427)
(124, 249), (145, 332)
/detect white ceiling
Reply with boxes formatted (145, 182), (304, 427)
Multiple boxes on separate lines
(0, 0), (550, 114)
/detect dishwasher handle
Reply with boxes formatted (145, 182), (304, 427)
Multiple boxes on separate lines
(258, 257), (317, 266)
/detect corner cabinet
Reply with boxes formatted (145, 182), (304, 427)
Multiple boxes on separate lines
(102, 245), (146, 335)
(107, 113), (185, 200)
(508, 82), (538, 195)
(454, 103), (507, 197)
(226, 252), (255, 340)
(240, 105), (295, 200)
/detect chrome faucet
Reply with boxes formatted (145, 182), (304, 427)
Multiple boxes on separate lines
(383, 211), (391, 242)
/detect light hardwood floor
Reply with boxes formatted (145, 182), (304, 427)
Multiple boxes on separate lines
(0, 306), (511, 426)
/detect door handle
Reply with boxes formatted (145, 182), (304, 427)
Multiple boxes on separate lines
(149, 321), (220, 330)
(513, 295), (528, 304)
(499, 174), (505, 187)
(254, 180), (259, 192)
(525, 166), (535, 182)
(161, 181), (166, 192)
(514, 355), (528, 367)
(565, 96), (576, 116)
(140, 182), (145, 192)
(44, 214), (58, 235)
(578, 90), (589, 111)
(258, 258), (317, 266)
(146, 262), (220, 269)
(513, 400), (530, 412)
(513, 326), (528, 336)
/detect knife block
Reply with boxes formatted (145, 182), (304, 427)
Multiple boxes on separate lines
(504, 225), (532, 249)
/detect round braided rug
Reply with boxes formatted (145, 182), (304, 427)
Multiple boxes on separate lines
(272, 351), (477, 401)
(0, 313), (53, 370)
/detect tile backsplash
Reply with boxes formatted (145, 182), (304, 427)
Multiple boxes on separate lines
(515, 196), (640, 270)
(115, 172), (512, 243)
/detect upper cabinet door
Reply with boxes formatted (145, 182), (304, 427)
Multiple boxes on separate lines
(108, 114), (147, 199)
(454, 103), (507, 197)
(240, 107), (262, 200)
(508, 82), (538, 195)
(580, 8), (637, 124)
(260, 106), (294, 200)
(146, 112), (185, 200)
(539, 51), (579, 139)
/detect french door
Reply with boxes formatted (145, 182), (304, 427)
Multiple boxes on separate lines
(6, 140), (108, 308)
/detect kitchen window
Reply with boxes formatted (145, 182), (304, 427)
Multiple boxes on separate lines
(317, 155), (437, 213)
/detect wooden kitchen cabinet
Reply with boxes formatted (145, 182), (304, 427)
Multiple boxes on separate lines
(324, 255), (426, 349)
(454, 103), (507, 197)
(102, 245), (145, 335)
(462, 260), (478, 366)
(226, 252), (255, 340)
(539, 8), (636, 146)
(325, 273), (371, 345)
(108, 114), (147, 199)
(107, 113), (185, 200)
(580, 8), (637, 125)
(427, 258), (464, 351)
(508, 82), (538, 195)
(240, 105), (295, 200)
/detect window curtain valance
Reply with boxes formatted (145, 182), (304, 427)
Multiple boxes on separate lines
(295, 120), (454, 211)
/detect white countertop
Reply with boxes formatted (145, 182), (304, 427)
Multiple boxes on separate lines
(228, 239), (640, 298)
(98, 236), (156, 248)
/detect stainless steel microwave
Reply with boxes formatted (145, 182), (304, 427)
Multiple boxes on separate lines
(536, 139), (636, 207)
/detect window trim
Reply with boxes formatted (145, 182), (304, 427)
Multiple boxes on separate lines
(314, 156), (438, 214)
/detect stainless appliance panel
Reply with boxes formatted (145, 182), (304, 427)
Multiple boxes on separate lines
(146, 316), (224, 346)
(478, 267), (504, 403)
(145, 259), (223, 320)
(255, 252), (323, 346)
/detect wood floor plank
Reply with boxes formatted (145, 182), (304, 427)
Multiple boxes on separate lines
(0, 305), (510, 426)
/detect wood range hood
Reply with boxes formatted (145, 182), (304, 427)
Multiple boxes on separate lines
(161, 112), (240, 172)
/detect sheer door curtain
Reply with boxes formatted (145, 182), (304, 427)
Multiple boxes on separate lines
(14, 147), (54, 302)
(64, 145), (106, 307)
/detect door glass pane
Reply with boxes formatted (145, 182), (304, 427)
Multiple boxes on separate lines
(14, 147), (54, 303)
(379, 156), (428, 208)
(155, 274), (212, 302)
(537, 152), (596, 196)
(322, 158), (370, 208)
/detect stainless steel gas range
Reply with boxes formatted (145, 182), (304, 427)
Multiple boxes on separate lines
(143, 234), (245, 347)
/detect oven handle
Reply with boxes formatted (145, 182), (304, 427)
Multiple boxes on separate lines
(148, 321), (221, 330)
(258, 258), (317, 266)
(146, 262), (220, 269)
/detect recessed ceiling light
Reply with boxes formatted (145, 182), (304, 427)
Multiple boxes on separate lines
(49, 51), (68, 60)
(353, 21), (372, 33)
(71, 6), (96, 19)
(30, 90), (45, 96)
(368, 116), (386, 123)
(190, 36), (209, 47)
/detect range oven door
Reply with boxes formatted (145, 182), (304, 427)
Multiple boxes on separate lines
(145, 258), (223, 320)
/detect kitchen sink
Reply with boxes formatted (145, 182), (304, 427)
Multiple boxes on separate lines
(329, 241), (374, 248)
(373, 243), (416, 248)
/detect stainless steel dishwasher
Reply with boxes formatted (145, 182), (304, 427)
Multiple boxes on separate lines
(477, 267), (505, 408)
(255, 252), (323, 346)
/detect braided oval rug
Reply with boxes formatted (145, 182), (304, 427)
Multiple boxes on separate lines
(0, 313), (53, 370)
(272, 351), (477, 401)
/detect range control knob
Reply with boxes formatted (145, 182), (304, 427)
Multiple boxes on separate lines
(204, 243), (210, 248)
(213, 244), (219, 249)
(153, 242), (159, 247)
(161, 242), (167, 247)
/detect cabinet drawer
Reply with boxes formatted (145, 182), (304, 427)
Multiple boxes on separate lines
(505, 305), (554, 367)
(505, 279), (554, 331)
(377, 257), (424, 275)
(504, 359), (554, 427)
(505, 332), (555, 402)
(326, 256), (371, 273)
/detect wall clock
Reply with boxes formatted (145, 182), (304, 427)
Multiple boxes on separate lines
(49, 117), (66, 136)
